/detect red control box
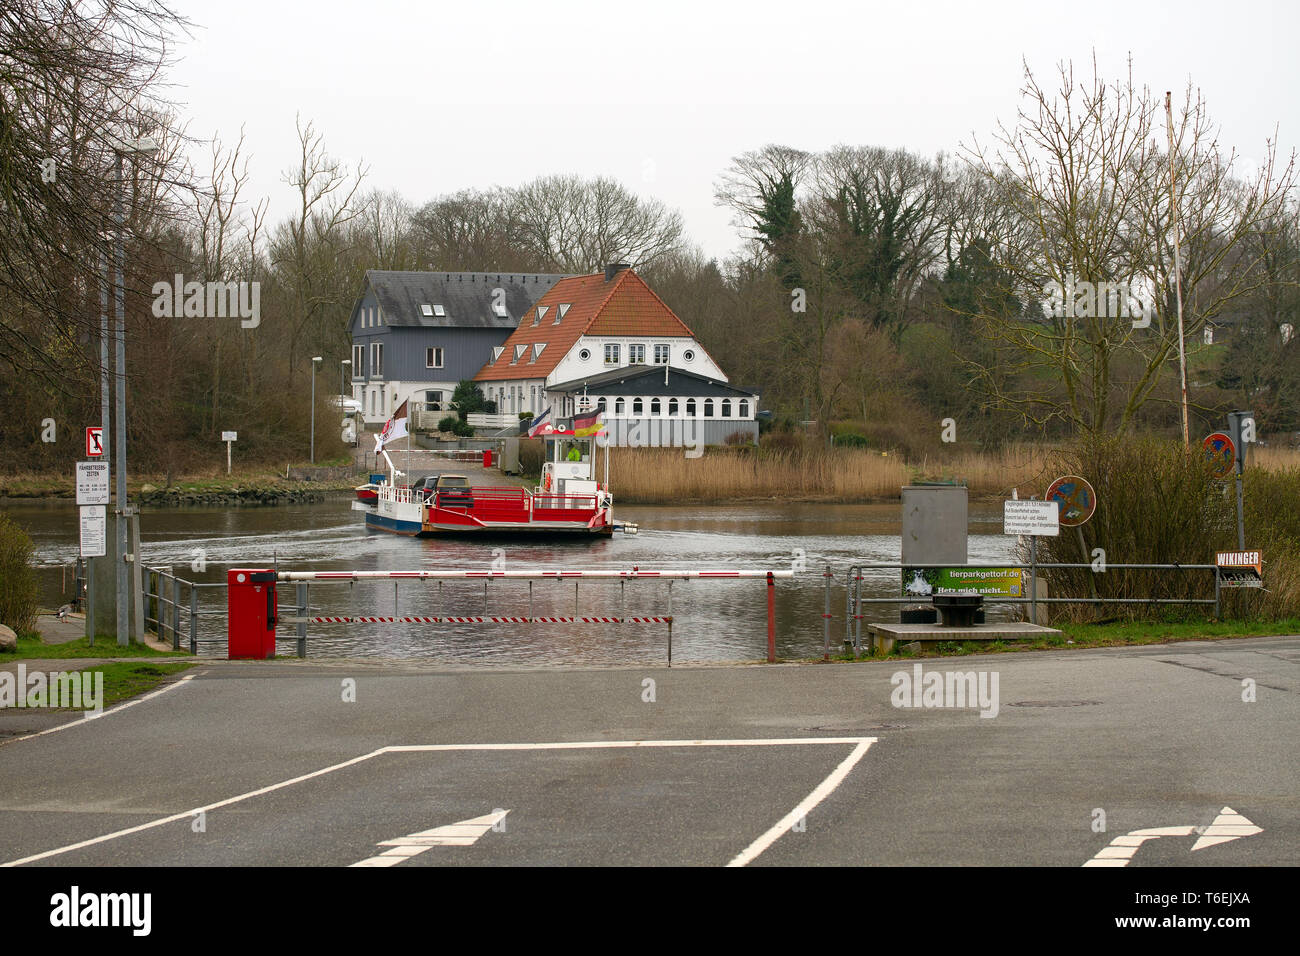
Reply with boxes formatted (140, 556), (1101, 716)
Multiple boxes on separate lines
(227, 569), (277, 660)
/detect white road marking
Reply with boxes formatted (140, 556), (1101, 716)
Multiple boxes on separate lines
(1191, 807), (1263, 851)
(1082, 808), (1262, 866)
(2, 736), (876, 867)
(726, 740), (875, 867)
(350, 810), (509, 867)
(0, 672), (197, 747)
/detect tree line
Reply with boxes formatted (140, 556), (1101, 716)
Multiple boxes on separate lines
(1, 2), (1296, 480)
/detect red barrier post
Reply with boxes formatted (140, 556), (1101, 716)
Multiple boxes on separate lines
(766, 571), (775, 663)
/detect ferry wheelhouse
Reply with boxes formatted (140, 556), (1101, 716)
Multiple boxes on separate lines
(365, 428), (623, 538)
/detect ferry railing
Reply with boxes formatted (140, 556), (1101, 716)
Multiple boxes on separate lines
(826, 561), (1222, 656)
(276, 568), (793, 664)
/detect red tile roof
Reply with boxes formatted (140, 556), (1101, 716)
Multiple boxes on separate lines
(473, 268), (697, 382)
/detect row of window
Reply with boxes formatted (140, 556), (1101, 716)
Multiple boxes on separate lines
(586, 397), (750, 418)
(352, 344), (449, 377)
(595, 343), (676, 366)
(359, 306), (383, 328)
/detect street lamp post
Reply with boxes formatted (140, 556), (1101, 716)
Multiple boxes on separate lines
(108, 133), (157, 647)
(311, 356), (322, 463)
(340, 359), (351, 402)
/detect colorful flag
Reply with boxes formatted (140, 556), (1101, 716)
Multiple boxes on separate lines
(377, 399), (409, 450)
(527, 407), (552, 438)
(573, 409), (604, 437)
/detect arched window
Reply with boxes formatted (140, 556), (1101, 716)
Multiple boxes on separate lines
(721, 399), (732, 418)
(668, 399), (679, 416)
(615, 398), (625, 416)
(738, 400), (749, 418)
(632, 398), (643, 415)
(704, 399), (714, 417)
(597, 397), (607, 414)
(685, 399), (696, 417)
(650, 398), (661, 416)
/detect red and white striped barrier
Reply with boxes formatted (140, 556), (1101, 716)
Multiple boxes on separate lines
(277, 568), (792, 582)
(299, 615), (673, 625)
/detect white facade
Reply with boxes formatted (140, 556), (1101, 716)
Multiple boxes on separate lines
(547, 335), (724, 386)
(356, 380), (458, 426)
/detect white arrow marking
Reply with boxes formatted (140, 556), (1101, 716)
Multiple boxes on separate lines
(1191, 806), (1263, 852)
(349, 810), (509, 867)
(1083, 807), (1261, 867)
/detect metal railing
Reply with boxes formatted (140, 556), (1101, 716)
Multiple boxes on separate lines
(826, 561), (1223, 657)
(141, 566), (226, 654)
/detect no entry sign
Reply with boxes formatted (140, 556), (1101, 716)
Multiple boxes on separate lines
(1203, 432), (1235, 480)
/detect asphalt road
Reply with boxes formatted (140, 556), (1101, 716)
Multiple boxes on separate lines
(0, 635), (1296, 867)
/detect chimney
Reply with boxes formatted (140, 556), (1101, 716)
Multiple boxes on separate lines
(604, 262), (630, 282)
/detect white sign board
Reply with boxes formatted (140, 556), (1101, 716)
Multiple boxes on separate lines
(221, 431), (237, 442)
(79, 505), (107, 557)
(75, 461), (111, 505)
(1004, 499), (1060, 537)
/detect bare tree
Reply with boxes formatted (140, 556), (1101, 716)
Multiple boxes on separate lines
(961, 55), (1298, 435)
(0, 0), (191, 380)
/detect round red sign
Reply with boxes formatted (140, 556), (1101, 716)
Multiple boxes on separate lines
(1045, 475), (1097, 527)
(1202, 432), (1236, 480)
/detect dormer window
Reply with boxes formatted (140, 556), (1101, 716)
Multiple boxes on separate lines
(492, 346), (505, 363)
(534, 305), (549, 327)
(529, 343), (546, 364)
(512, 344), (527, 363)
(555, 304), (570, 324)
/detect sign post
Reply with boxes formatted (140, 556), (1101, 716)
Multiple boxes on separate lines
(1005, 499), (1059, 625)
(1226, 411), (1254, 551)
(76, 461), (111, 647)
(85, 426), (104, 458)
(222, 431), (237, 475)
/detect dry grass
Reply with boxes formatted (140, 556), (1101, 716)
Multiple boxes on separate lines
(608, 441), (1300, 505)
(608, 442), (1060, 503)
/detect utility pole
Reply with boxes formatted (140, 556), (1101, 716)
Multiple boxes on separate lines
(1167, 91), (1190, 449)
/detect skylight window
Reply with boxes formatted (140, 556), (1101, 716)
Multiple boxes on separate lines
(434, 304), (446, 316)
(421, 304), (433, 316)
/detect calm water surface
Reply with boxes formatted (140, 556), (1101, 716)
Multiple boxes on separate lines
(8, 497), (1016, 664)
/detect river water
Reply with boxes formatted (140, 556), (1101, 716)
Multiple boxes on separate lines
(8, 497), (1017, 664)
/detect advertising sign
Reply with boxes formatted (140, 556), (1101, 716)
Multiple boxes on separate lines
(903, 567), (1024, 598)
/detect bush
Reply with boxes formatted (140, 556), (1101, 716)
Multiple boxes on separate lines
(834, 432), (870, 448)
(518, 412), (533, 421)
(1024, 435), (1300, 622)
(438, 415), (459, 433)
(453, 420), (475, 437)
(0, 514), (39, 635)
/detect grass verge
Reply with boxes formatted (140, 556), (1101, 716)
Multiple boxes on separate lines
(22, 661), (199, 710)
(6, 631), (190, 659)
(815, 617), (1300, 661)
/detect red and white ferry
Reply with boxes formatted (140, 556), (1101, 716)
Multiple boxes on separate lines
(365, 429), (630, 538)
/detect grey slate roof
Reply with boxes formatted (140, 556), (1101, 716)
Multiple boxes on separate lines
(358, 271), (571, 329)
(547, 365), (759, 398)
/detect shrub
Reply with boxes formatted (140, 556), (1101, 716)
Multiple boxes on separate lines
(0, 514), (39, 635)
(1022, 435), (1300, 622)
(518, 412), (533, 421)
(438, 415), (459, 433)
(834, 432), (870, 448)
(453, 420), (475, 437)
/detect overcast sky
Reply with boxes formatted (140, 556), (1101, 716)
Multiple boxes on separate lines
(165, 0), (1299, 263)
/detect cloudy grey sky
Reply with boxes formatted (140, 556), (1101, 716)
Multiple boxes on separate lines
(166, 0), (1299, 262)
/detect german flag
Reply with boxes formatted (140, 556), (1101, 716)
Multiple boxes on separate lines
(573, 409), (604, 437)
